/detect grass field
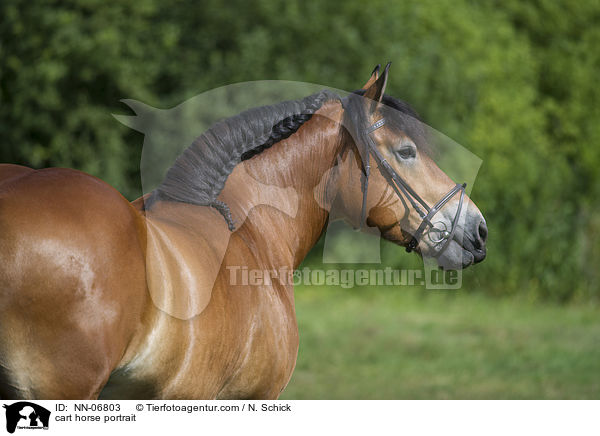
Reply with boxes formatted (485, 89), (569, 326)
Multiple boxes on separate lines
(280, 285), (600, 399)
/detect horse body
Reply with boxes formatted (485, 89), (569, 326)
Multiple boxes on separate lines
(0, 163), (299, 399)
(0, 101), (343, 399)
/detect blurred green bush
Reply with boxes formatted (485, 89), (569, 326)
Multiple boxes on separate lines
(1, 0), (598, 301)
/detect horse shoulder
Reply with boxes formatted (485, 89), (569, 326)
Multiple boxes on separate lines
(140, 201), (233, 320)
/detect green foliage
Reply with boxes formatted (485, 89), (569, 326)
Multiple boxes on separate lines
(0, 0), (166, 197)
(1, 0), (598, 301)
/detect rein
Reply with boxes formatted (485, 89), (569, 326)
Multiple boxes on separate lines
(358, 116), (467, 256)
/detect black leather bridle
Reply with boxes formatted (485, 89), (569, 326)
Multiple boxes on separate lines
(358, 117), (467, 256)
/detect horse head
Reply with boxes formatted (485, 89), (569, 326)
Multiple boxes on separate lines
(335, 64), (487, 269)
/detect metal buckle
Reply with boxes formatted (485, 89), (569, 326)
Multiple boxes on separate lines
(427, 221), (449, 244)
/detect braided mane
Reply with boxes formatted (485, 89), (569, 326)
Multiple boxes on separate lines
(146, 90), (339, 229)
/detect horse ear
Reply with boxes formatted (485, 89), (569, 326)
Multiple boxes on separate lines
(361, 64), (380, 90)
(364, 62), (390, 103)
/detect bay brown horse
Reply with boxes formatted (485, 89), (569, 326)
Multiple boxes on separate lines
(0, 65), (487, 399)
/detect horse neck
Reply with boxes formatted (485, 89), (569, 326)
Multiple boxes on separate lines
(220, 100), (345, 268)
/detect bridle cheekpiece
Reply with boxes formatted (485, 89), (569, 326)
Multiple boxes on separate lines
(359, 117), (467, 256)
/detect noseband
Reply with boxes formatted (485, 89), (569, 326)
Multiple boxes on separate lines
(359, 118), (466, 255)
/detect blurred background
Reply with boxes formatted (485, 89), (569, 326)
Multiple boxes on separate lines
(1, 0), (599, 398)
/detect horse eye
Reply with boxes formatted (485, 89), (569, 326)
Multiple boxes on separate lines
(394, 145), (417, 161)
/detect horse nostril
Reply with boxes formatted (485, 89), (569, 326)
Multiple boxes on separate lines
(478, 220), (488, 244)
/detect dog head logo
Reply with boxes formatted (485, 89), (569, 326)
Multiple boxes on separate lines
(3, 402), (50, 433)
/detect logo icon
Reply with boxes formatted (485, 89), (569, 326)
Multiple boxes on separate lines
(2, 402), (50, 433)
